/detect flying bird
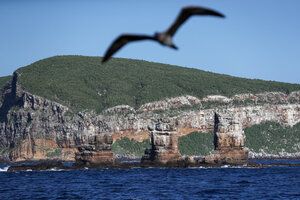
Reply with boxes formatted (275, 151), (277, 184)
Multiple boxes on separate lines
(102, 6), (225, 63)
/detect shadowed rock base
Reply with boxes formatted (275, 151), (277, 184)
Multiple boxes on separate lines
(205, 148), (249, 165)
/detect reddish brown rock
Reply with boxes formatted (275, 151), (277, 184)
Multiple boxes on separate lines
(75, 149), (114, 166)
(141, 118), (182, 165)
(205, 112), (249, 165)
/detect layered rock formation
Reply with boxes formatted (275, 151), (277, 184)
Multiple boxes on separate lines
(107, 103), (300, 143)
(141, 118), (181, 165)
(74, 134), (114, 167)
(205, 112), (249, 164)
(106, 91), (300, 142)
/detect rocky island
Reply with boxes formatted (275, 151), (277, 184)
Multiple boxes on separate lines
(1, 56), (300, 168)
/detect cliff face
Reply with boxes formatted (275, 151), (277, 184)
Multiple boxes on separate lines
(0, 72), (300, 162)
(0, 73), (111, 162)
(105, 92), (300, 143)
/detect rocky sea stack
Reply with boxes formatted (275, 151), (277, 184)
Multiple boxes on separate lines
(205, 112), (249, 164)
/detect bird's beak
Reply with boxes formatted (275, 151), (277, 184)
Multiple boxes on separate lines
(171, 44), (178, 50)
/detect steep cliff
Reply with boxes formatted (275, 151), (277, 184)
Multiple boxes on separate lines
(0, 56), (300, 162)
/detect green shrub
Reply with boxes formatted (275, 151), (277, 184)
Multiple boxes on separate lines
(112, 137), (151, 157)
(245, 122), (300, 154)
(46, 148), (62, 157)
(178, 131), (214, 156)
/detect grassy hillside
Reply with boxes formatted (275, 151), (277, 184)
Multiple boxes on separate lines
(15, 55), (300, 113)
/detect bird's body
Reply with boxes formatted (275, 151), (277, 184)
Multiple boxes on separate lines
(155, 32), (177, 49)
(102, 6), (225, 63)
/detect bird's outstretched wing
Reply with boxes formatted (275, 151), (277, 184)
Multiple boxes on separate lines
(102, 34), (155, 63)
(165, 6), (225, 37)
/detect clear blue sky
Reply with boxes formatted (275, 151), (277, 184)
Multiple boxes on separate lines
(1, 0), (299, 83)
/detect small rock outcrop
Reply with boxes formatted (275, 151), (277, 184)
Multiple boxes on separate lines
(205, 112), (249, 164)
(74, 134), (114, 167)
(141, 118), (182, 165)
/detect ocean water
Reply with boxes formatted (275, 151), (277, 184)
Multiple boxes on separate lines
(1, 161), (300, 200)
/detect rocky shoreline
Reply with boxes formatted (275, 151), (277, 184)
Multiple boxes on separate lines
(6, 159), (300, 172)
(5, 161), (260, 171)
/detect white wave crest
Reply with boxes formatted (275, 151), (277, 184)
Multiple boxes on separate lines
(221, 165), (229, 168)
(0, 166), (9, 172)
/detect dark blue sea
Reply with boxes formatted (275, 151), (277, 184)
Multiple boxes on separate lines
(1, 160), (300, 200)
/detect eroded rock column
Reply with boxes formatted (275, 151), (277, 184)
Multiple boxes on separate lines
(141, 118), (182, 165)
(205, 112), (249, 165)
(74, 133), (114, 167)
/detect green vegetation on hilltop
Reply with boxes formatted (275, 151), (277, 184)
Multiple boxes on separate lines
(0, 75), (12, 104)
(0, 76), (11, 88)
(245, 122), (300, 154)
(14, 55), (300, 113)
